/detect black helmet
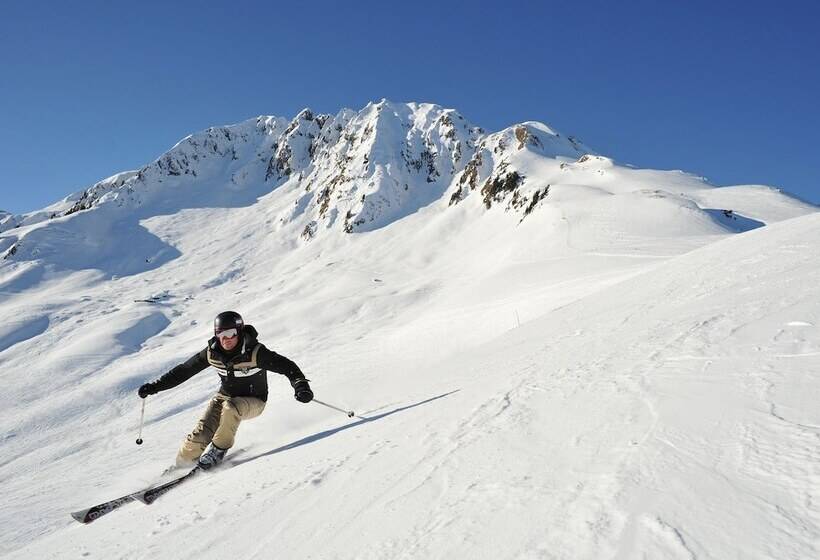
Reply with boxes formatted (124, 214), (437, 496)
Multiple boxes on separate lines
(214, 311), (244, 336)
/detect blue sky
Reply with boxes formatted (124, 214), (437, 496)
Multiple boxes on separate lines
(2, 0), (819, 213)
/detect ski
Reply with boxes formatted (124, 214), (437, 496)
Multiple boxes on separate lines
(70, 466), (200, 523)
(136, 466), (201, 504)
(70, 491), (143, 524)
(71, 447), (245, 523)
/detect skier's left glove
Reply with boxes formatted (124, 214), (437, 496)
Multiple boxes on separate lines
(138, 382), (159, 399)
(292, 378), (314, 403)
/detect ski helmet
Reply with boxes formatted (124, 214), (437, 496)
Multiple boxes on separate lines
(214, 311), (244, 336)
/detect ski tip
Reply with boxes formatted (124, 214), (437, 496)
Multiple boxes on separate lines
(70, 509), (92, 524)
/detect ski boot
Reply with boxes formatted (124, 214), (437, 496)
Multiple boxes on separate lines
(197, 443), (227, 470)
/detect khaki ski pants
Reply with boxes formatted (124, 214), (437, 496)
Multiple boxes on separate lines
(176, 393), (266, 465)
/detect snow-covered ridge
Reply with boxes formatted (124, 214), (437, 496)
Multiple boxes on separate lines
(1, 100), (817, 269)
(0, 209), (13, 228)
(1, 100), (589, 238)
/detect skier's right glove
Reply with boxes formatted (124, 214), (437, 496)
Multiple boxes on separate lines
(292, 378), (314, 403)
(138, 382), (159, 399)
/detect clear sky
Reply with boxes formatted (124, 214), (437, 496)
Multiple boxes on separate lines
(2, 0), (819, 214)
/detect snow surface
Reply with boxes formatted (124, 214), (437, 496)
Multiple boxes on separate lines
(0, 101), (818, 559)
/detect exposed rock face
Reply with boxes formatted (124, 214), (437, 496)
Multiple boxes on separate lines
(445, 121), (588, 222)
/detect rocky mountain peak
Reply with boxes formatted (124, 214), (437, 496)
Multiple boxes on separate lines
(2, 101), (595, 243)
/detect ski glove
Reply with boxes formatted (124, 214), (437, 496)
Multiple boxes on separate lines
(138, 382), (159, 399)
(292, 379), (314, 403)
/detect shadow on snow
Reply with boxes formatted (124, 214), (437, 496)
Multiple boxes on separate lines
(233, 390), (460, 466)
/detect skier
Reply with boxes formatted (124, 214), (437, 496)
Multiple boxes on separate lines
(137, 311), (313, 470)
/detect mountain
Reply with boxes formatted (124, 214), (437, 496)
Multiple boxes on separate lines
(4, 99), (813, 271)
(0, 101), (817, 559)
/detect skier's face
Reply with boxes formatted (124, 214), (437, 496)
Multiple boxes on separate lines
(216, 328), (240, 351)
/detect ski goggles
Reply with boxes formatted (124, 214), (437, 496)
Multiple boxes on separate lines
(215, 328), (239, 341)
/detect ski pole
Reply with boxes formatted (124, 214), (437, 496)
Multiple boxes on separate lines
(313, 398), (356, 418)
(136, 398), (146, 445)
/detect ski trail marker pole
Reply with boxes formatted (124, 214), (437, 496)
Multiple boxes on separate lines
(313, 398), (356, 418)
(136, 398), (146, 445)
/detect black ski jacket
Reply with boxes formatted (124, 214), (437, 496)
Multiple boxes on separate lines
(150, 325), (304, 401)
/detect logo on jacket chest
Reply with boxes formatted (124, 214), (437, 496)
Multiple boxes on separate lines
(207, 344), (261, 378)
(216, 366), (259, 378)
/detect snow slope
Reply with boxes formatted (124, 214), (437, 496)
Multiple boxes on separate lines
(0, 101), (818, 559)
